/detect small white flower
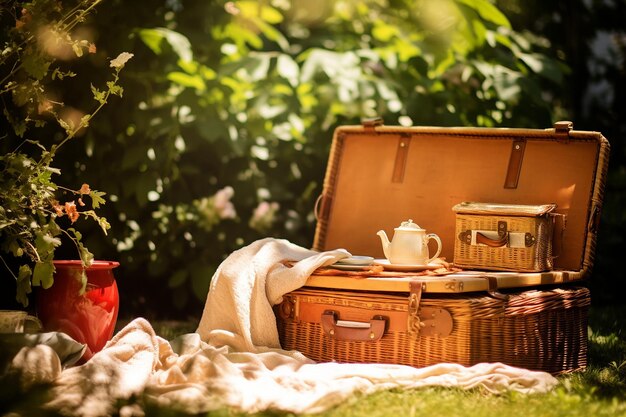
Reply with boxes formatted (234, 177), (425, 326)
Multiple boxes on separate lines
(110, 52), (134, 69)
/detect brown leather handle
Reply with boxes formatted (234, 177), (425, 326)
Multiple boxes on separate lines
(475, 232), (508, 247)
(321, 311), (387, 342)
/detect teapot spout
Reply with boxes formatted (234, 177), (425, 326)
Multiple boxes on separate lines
(377, 230), (391, 260)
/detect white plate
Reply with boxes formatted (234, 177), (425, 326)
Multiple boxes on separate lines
(334, 255), (374, 266)
(373, 259), (442, 272)
(329, 264), (373, 271)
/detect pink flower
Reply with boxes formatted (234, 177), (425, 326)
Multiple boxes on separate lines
(214, 186), (236, 219)
(52, 200), (64, 217)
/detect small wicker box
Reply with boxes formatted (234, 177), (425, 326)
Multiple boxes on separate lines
(452, 202), (559, 272)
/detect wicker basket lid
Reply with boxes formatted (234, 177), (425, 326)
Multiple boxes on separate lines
(452, 202), (556, 217)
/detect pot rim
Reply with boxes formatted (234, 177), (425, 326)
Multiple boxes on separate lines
(53, 260), (120, 270)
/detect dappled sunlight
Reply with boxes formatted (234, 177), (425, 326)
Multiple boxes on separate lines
(37, 26), (75, 60)
(37, 25), (97, 61)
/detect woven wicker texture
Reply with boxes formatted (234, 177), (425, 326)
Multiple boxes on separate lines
(453, 213), (554, 272)
(277, 286), (589, 374)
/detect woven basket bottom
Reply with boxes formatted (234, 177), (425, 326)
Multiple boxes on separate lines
(277, 286), (590, 374)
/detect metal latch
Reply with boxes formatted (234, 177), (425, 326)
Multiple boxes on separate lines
(408, 281), (453, 338)
(554, 121), (573, 143)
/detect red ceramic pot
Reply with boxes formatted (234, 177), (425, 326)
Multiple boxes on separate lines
(37, 260), (120, 361)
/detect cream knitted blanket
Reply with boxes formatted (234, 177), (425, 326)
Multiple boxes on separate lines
(10, 238), (558, 416)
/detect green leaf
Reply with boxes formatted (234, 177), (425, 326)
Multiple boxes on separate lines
(457, 0), (511, 28)
(237, 1), (283, 24)
(22, 53), (51, 80)
(58, 117), (73, 135)
(251, 17), (289, 51)
(471, 17), (487, 47)
(138, 29), (164, 55)
(77, 241), (94, 269)
(492, 66), (522, 101)
(518, 53), (564, 84)
(167, 72), (206, 91)
(80, 114), (91, 128)
(90, 190), (107, 208)
(107, 81), (123, 97)
(177, 59), (198, 74)
(98, 217), (111, 235)
(3, 109), (27, 137)
(34, 230), (59, 260)
(16, 265), (32, 307)
(372, 22), (398, 42)
(138, 27), (193, 62)
(32, 260), (54, 289)
(224, 22), (263, 49)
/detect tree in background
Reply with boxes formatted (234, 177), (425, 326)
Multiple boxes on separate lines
(45, 0), (570, 318)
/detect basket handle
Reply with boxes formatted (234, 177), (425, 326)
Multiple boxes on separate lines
(321, 310), (387, 342)
(459, 221), (509, 247)
(475, 231), (508, 247)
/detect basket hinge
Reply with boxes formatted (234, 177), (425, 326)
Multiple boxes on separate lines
(408, 281), (453, 338)
(553, 120), (573, 143)
(361, 117), (384, 132)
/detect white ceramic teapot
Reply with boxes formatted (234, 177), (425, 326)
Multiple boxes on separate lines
(377, 219), (442, 265)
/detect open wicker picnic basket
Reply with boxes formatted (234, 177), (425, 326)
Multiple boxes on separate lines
(275, 119), (610, 374)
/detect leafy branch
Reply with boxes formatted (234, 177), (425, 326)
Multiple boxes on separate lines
(0, 0), (132, 307)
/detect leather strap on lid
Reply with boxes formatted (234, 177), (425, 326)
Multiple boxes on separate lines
(504, 139), (526, 189)
(392, 133), (411, 183)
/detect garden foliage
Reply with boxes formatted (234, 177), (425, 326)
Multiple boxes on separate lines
(0, 0), (131, 306)
(4, 0), (568, 315)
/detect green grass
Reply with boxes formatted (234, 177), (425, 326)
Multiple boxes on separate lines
(140, 305), (626, 417)
(3, 306), (626, 417)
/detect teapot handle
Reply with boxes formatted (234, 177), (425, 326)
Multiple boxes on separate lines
(426, 234), (442, 263)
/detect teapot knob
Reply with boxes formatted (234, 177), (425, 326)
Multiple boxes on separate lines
(399, 219), (420, 229)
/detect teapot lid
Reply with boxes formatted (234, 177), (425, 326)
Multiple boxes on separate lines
(395, 219), (422, 230)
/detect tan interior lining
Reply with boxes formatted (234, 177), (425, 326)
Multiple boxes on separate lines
(315, 131), (600, 271)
